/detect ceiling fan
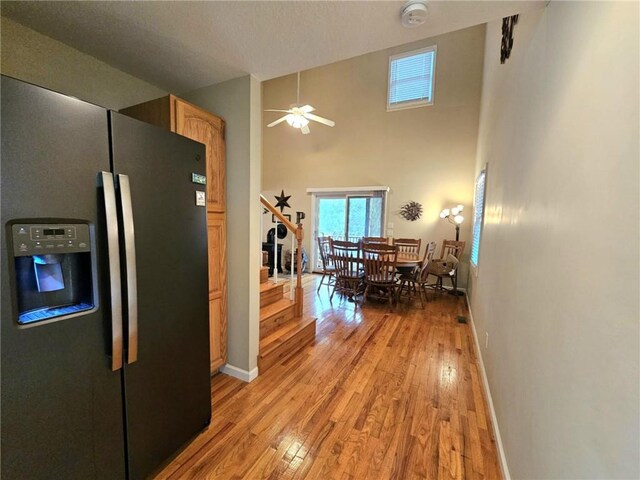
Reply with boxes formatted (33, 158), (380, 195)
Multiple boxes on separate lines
(265, 72), (335, 135)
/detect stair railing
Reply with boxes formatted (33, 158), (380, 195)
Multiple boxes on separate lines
(260, 194), (304, 316)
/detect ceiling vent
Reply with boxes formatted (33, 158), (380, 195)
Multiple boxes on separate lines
(401, 1), (428, 28)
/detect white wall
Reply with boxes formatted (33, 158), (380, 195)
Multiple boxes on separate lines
(262, 25), (486, 285)
(0, 16), (166, 110)
(468, 3), (639, 478)
(181, 76), (262, 376)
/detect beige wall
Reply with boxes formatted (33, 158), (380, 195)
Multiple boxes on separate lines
(0, 16), (166, 110)
(262, 25), (486, 285)
(182, 76), (262, 376)
(468, 3), (639, 478)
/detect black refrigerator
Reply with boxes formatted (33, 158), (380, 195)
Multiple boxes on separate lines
(1, 76), (212, 479)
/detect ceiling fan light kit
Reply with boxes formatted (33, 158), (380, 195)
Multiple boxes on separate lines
(265, 72), (335, 135)
(401, 0), (428, 28)
(285, 113), (309, 129)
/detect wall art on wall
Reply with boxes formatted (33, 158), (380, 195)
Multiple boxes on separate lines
(272, 213), (291, 223)
(296, 211), (306, 224)
(501, 15), (519, 64)
(274, 189), (291, 212)
(399, 201), (423, 221)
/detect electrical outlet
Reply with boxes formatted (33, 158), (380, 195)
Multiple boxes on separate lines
(387, 222), (394, 229)
(485, 332), (489, 349)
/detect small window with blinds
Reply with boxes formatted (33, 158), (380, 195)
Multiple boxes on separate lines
(471, 168), (487, 268)
(387, 46), (436, 111)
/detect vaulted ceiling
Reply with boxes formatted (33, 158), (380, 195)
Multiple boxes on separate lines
(2, 1), (545, 92)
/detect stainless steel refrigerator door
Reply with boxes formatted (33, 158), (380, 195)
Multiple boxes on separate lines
(0, 76), (127, 479)
(110, 112), (211, 480)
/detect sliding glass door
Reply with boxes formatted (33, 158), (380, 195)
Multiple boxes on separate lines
(346, 196), (383, 240)
(313, 190), (386, 270)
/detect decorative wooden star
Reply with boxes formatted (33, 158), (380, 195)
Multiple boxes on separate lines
(274, 190), (291, 212)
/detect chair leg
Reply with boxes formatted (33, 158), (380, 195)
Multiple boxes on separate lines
(330, 280), (338, 301)
(362, 285), (369, 305)
(317, 272), (326, 293)
(347, 280), (356, 302)
(409, 281), (416, 303)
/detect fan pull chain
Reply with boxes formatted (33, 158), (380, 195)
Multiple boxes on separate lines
(297, 71), (300, 105)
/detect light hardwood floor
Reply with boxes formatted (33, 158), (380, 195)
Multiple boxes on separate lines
(155, 275), (502, 479)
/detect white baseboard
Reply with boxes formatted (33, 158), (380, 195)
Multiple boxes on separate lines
(465, 293), (511, 480)
(220, 364), (259, 383)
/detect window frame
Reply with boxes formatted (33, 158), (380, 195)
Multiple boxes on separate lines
(471, 166), (488, 275)
(387, 45), (437, 112)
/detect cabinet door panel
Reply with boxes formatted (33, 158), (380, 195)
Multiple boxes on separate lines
(207, 212), (227, 370)
(175, 99), (225, 212)
(209, 298), (223, 370)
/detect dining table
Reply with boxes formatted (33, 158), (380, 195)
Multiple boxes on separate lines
(394, 252), (422, 279)
(395, 252), (421, 268)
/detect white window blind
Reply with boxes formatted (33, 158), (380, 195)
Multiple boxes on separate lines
(388, 46), (436, 110)
(471, 169), (487, 267)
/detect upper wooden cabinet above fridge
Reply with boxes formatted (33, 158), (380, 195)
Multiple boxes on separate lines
(120, 95), (225, 213)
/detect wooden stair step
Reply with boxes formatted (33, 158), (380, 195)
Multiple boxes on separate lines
(260, 266), (269, 284)
(258, 316), (316, 373)
(260, 298), (296, 339)
(260, 282), (284, 308)
(260, 297), (294, 322)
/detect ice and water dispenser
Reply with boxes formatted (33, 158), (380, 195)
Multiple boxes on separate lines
(11, 223), (96, 325)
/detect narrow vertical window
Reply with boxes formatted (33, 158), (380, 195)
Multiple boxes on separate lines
(388, 46), (436, 111)
(471, 168), (487, 267)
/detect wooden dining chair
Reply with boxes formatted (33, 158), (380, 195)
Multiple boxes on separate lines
(399, 241), (437, 308)
(394, 238), (421, 300)
(427, 240), (465, 293)
(393, 238), (421, 255)
(316, 236), (335, 293)
(362, 243), (399, 308)
(362, 236), (388, 245)
(329, 239), (364, 302)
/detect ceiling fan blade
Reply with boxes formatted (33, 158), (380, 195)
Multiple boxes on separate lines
(299, 105), (315, 113)
(264, 109), (292, 113)
(300, 124), (310, 135)
(267, 115), (289, 128)
(304, 113), (335, 127)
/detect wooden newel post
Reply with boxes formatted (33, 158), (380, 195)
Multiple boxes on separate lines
(295, 223), (304, 317)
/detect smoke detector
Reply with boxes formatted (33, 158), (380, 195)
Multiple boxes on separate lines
(401, 1), (428, 28)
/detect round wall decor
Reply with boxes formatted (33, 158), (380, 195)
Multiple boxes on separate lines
(399, 201), (423, 221)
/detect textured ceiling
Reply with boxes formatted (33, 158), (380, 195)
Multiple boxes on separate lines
(1, 1), (545, 93)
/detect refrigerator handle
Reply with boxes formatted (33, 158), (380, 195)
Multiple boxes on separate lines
(99, 172), (123, 371)
(117, 174), (138, 365)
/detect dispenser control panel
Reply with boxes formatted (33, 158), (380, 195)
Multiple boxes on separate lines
(12, 223), (91, 256)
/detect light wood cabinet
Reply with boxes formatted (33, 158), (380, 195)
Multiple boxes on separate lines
(120, 95), (227, 372)
(175, 100), (225, 213)
(207, 212), (227, 370)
